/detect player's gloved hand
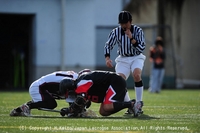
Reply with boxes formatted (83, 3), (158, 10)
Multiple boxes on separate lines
(60, 107), (70, 116)
(70, 96), (86, 113)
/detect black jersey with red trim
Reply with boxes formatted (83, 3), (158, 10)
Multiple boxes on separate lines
(75, 71), (126, 103)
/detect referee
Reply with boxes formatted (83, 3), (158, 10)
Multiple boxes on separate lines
(104, 11), (146, 116)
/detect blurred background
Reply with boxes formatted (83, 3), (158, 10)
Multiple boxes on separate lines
(0, 0), (199, 90)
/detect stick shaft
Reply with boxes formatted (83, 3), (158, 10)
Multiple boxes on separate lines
(38, 108), (61, 113)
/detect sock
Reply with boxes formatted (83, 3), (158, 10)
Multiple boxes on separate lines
(28, 100), (57, 109)
(135, 80), (143, 102)
(112, 102), (132, 114)
(124, 92), (131, 101)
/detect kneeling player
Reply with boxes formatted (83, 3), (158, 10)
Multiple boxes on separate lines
(10, 69), (90, 117)
(59, 70), (143, 117)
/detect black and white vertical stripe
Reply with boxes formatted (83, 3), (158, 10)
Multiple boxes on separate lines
(104, 24), (145, 57)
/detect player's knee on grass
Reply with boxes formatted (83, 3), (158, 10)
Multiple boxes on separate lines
(99, 104), (113, 116)
(99, 108), (111, 116)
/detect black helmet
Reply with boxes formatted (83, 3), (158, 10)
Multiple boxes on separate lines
(59, 79), (76, 95)
(118, 11), (132, 24)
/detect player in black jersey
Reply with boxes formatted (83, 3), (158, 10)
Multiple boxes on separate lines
(59, 70), (139, 117)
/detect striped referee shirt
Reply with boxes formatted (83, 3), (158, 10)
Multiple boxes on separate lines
(104, 24), (145, 57)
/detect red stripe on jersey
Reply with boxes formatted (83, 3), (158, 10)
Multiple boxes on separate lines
(103, 86), (116, 104)
(75, 80), (93, 94)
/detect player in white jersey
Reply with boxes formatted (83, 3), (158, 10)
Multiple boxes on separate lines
(10, 69), (90, 117)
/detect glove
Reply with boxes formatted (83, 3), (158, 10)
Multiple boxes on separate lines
(61, 96), (87, 117)
(60, 108), (70, 116)
(70, 96), (86, 113)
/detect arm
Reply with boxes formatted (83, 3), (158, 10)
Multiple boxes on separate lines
(149, 46), (155, 62)
(69, 80), (92, 112)
(133, 29), (145, 53)
(104, 31), (117, 58)
(104, 30), (117, 68)
(125, 26), (145, 53)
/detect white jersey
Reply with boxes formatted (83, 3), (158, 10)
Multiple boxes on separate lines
(36, 71), (78, 84)
(29, 71), (78, 102)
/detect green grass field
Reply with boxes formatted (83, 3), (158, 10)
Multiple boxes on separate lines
(0, 89), (199, 133)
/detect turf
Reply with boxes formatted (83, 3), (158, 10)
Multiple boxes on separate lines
(0, 89), (199, 133)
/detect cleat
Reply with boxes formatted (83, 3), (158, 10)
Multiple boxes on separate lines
(20, 104), (31, 117)
(124, 99), (136, 115)
(133, 101), (143, 117)
(124, 108), (133, 115)
(10, 109), (21, 116)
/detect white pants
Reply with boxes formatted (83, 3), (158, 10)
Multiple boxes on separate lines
(29, 80), (42, 102)
(115, 54), (146, 80)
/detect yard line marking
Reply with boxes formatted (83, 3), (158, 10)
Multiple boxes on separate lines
(0, 126), (19, 129)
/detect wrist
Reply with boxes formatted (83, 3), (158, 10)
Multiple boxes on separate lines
(105, 57), (110, 61)
(130, 38), (136, 45)
(130, 37), (133, 41)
